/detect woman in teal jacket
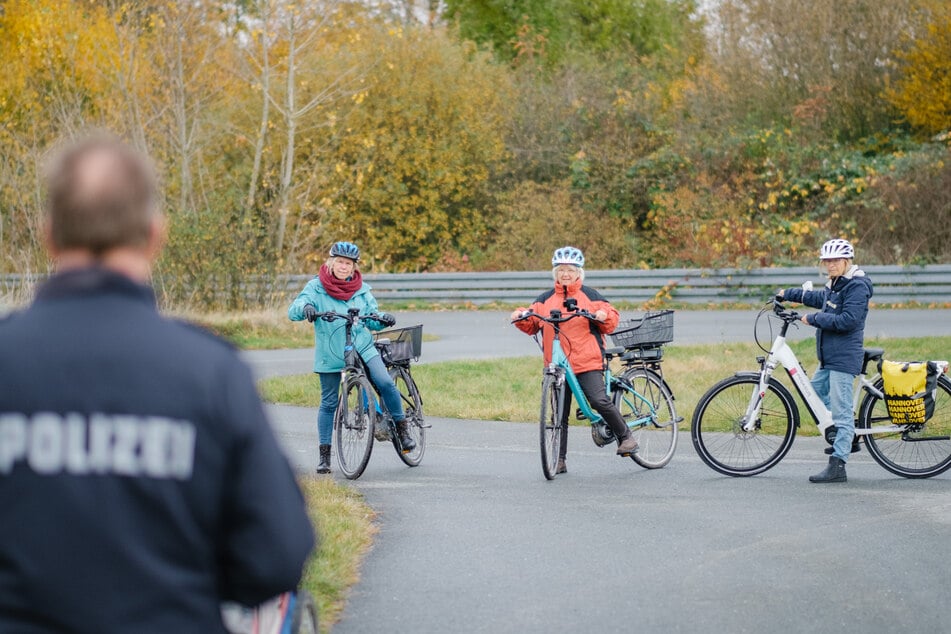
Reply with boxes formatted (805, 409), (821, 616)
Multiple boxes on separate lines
(289, 241), (415, 473)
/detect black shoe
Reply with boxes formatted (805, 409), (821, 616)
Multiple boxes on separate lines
(317, 444), (331, 474)
(809, 456), (847, 483)
(396, 421), (416, 453)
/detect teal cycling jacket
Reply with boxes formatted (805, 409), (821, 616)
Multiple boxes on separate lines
(288, 277), (388, 373)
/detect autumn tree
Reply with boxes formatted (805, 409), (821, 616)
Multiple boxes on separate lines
(886, 11), (951, 136)
(321, 26), (513, 271)
(0, 0), (119, 272)
(709, 0), (934, 140)
(443, 0), (700, 65)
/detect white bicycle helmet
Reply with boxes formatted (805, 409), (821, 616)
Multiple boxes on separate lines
(552, 246), (585, 268)
(819, 238), (854, 260)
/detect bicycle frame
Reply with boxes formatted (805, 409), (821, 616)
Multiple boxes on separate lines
(537, 310), (657, 432)
(548, 337), (603, 425)
(743, 305), (904, 440)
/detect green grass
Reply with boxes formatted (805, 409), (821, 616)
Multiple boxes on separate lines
(298, 476), (376, 634)
(262, 335), (951, 427)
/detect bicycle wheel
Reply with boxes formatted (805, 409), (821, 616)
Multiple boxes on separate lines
(858, 375), (951, 478)
(334, 373), (376, 480)
(691, 374), (798, 476)
(390, 366), (426, 467)
(539, 372), (565, 480)
(614, 368), (678, 469)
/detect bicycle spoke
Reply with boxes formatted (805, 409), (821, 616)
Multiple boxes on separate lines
(615, 368), (678, 469)
(691, 375), (796, 476)
(860, 376), (951, 478)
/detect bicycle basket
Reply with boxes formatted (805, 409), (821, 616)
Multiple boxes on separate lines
(610, 310), (674, 349)
(374, 324), (423, 362)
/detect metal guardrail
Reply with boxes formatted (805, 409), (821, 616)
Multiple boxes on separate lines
(4, 264), (951, 305)
(292, 264), (951, 305)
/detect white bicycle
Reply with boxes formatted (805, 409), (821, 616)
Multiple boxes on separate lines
(691, 299), (951, 478)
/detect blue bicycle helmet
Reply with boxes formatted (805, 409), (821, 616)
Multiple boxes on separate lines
(551, 246), (585, 268)
(329, 241), (360, 261)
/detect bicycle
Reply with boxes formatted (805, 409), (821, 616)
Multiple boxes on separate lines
(513, 303), (679, 480)
(317, 308), (426, 480)
(222, 590), (318, 634)
(690, 299), (951, 478)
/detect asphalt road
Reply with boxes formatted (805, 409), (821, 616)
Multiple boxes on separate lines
(252, 308), (951, 633)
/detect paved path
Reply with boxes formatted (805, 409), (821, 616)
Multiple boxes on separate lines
(256, 308), (951, 633)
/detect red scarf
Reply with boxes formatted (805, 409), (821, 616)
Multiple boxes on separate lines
(319, 263), (363, 300)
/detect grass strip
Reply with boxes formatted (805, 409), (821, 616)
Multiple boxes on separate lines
(298, 476), (376, 634)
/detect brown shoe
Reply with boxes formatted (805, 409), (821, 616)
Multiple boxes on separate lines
(555, 459), (567, 474)
(616, 435), (639, 456)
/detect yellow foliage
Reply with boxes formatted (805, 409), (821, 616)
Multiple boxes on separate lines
(886, 13), (951, 135)
(324, 26), (514, 271)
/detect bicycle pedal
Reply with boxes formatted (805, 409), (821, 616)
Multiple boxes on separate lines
(575, 408), (586, 420)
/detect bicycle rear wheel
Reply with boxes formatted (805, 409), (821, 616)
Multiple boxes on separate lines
(614, 368), (678, 469)
(390, 366), (426, 467)
(540, 372), (565, 480)
(334, 374), (376, 480)
(859, 375), (951, 478)
(690, 374), (798, 476)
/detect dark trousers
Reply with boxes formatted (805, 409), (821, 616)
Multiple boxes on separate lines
(558, 370), (630, 458)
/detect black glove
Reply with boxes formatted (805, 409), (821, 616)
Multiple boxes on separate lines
(303, 305), (318, 323)
(378, 313), (396, 327)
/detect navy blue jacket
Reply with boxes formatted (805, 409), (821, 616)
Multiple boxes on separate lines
(783, 266), (874, 375)
(0, 268), (315, 634)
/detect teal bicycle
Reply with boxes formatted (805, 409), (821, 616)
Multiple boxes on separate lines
(513, 303), (679, 479)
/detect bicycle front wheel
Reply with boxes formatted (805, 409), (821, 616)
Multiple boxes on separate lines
(858, 375), (951, 478)
(614, 368), (678, 469)
(691, 374), (798, 477)
(334, 374), (376, 480)
(540, 372), (565, 480)
(390, 366), (426, 467)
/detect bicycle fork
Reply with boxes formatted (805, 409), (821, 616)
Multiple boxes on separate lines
(742, 352), (782, 433)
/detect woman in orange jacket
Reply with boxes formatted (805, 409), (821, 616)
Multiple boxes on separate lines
(511, 246), (638, 473)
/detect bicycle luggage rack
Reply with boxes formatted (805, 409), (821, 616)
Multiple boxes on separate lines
(374, 324), (423, 362)
(610, 310), (674, 349)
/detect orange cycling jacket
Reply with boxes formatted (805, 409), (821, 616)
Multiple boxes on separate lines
(514, 277), (619, 374)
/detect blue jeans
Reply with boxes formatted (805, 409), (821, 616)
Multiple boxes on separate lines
(316, 355), (404, 445)
(812, 367), (855, 461)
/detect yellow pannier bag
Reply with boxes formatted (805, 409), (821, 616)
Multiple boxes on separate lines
(878, 360), (939, 425)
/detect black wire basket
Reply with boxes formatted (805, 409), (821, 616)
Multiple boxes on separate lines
(610, 310), (674, 349)
(374, 324), (423, 362)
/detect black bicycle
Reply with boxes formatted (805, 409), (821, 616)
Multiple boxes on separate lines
(317, 308), (426, 480)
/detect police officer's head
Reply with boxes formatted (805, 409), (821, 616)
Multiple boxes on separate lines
(44, 133), (162, 260)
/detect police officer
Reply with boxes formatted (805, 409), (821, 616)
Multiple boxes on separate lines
(0, 134), (315, 632)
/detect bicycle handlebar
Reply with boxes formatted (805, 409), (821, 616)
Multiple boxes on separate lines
(511, 307), (602, 325)
(770, 298), (801, 323)
(314, 309), (389, 325)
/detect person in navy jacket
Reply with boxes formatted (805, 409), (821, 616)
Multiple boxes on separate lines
(778, 238), (874, 483)
(0, 134), (314, 633)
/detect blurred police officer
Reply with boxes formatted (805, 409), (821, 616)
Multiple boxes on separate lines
(0, 133), (315, 633)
